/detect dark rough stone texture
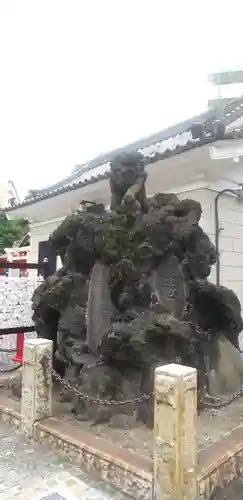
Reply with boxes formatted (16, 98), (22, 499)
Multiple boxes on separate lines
(151, 255), (187, 319)
(32, 154), (243, 426)
(109, 152), (148, 213)
(86, 261), (116, 354)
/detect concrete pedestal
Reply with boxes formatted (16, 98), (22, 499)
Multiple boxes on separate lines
(21, 338), (53, 436)
(153, 363), (198, 500)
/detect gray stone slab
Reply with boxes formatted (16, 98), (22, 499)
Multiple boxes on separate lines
(86, 261), (115, 353)
(151, 255), (186, 319)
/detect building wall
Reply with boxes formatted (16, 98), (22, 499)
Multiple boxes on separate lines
(28, 218), (63, 268)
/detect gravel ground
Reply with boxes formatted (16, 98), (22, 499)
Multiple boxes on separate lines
(57, 395), (243, 459)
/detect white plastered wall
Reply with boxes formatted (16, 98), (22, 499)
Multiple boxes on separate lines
(29, 218), (64, 271)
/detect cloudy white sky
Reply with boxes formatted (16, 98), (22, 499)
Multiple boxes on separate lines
(0, 0), (243, 199)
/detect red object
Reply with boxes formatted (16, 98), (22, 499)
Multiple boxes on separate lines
(11, 255), (27, 362)
(12, 333), (24, 362)
(0, 256), (7, 275)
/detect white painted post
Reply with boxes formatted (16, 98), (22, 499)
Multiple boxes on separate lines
(153, 363), (198, 500)
(21, 338), (53, 436)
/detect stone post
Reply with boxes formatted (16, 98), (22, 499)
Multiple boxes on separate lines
(153, 363), (198, 500)
(21, 338), (53, 436)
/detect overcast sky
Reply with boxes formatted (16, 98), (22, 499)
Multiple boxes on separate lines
(0, 0), (243, 198)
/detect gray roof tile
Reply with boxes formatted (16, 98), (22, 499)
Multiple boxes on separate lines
(7, 96), (243, 210)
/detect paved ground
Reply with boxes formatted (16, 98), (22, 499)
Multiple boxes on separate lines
(212, 479), (243, 499)
(0, 422), (129, 500)
(1, 420), (243, 500)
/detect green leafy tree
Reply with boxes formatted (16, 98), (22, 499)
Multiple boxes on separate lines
(0, 211), (29, 254)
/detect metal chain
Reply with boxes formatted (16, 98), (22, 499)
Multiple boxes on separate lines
(40, 347), (243, 411)
(0, 338), (22, 372)
(0, 346), (22, 373)
(50, 367), (152, 406)
(202, 386), (243, 410)
(0, 347), (22, 353)
(51, 366), (243, 409)
(0, 364), (22, 373)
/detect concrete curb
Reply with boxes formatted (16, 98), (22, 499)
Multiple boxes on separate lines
(34, 417), (152, 499)
(0, 398), (152, 499)
(198, 425), (243, 499)
(0, 400), (21, 429)
(2, 397), (243, 499)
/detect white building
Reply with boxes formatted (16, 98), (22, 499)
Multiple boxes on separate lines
(0, 180), (20, 209)
(6, 97), (243, 310)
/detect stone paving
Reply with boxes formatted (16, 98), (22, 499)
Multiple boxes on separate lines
(1, 418), (243, 500)
(0, 421), (130, 500)
(212, 479), (243, 499)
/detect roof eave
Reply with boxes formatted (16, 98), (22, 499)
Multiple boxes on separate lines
(8, 96), (243, 210)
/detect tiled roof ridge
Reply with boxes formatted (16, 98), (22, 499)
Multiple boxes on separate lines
(7, 97), (243, 211)
(35, 108), (216, 195)
(42, 95), (243, 190)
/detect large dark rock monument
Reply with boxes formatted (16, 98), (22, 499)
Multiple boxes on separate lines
(32, 152), (243, 426)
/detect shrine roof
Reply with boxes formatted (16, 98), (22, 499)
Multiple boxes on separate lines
(7, 96), (243, 210)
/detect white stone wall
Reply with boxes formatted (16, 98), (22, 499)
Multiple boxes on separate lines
(0, 277), (42, 367)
